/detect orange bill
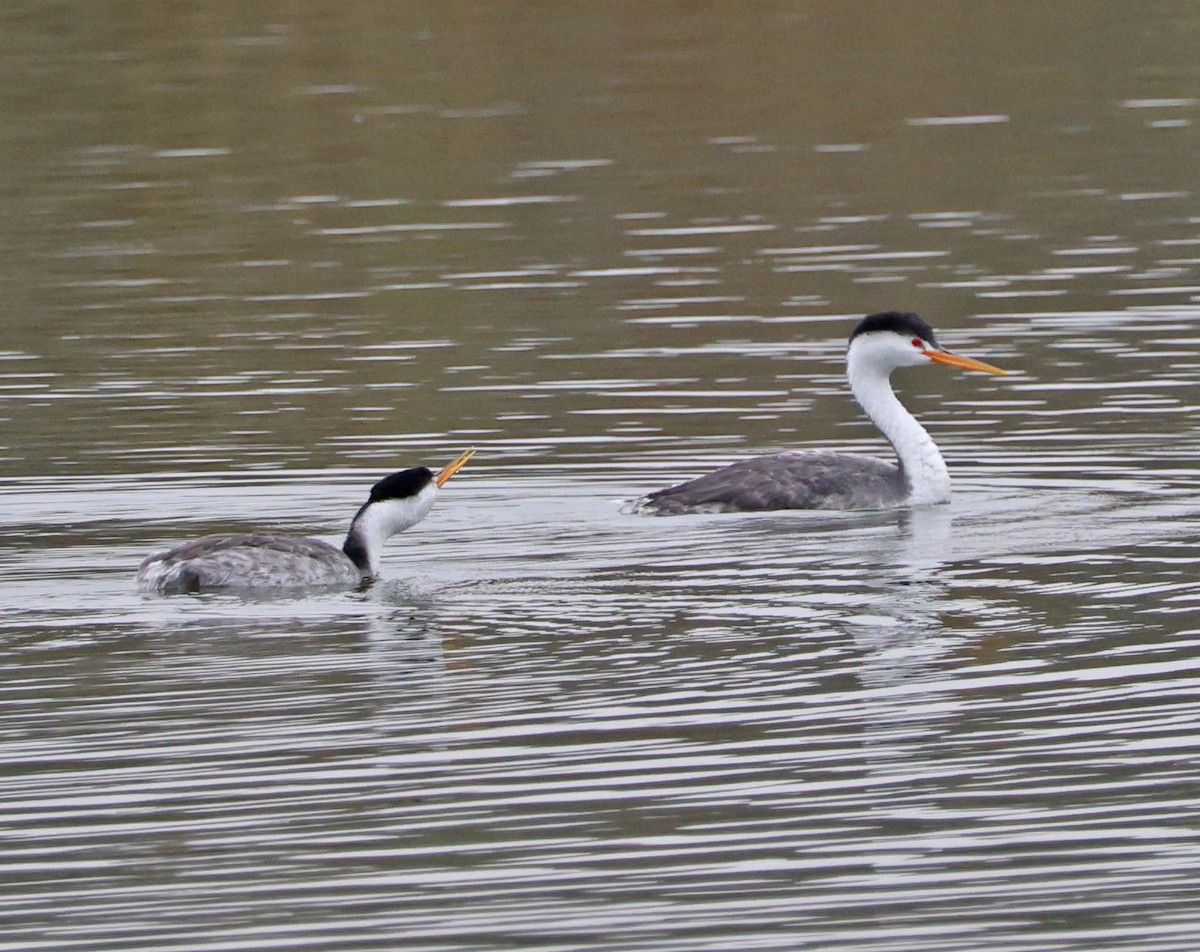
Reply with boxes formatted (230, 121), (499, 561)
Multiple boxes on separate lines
(926, 349), (1008, 375)
(435, 448), (476, 487)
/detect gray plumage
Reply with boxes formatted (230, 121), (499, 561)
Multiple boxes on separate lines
(634, 452), (907, 514)
(137, 533), (362, 593)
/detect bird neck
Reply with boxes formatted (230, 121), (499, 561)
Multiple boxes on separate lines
(341, 526), (375, 576)
(847, 353), (950, 505)
(342, 487), (438, 578)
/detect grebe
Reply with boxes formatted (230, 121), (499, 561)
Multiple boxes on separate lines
(634, 312), (1007, 514)
(137, 449), (474, 593)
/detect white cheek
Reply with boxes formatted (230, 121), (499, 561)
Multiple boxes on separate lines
(410, 484), (439, 526)
(395, 483), (438, 532)
(363, 485), (440, 539)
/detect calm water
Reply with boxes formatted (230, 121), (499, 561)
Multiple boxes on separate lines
(5, 4), (1200, 950)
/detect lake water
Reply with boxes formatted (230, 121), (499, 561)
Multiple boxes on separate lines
(4, 4), (1200, 950)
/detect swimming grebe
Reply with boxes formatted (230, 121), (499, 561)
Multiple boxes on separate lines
(137, 449), (474, 592)
(634, 312), (1007, 514)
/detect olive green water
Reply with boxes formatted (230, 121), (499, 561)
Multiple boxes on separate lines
(4, 4), (1200, 950)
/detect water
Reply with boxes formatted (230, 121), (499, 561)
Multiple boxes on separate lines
(4, 4), (1200, 950)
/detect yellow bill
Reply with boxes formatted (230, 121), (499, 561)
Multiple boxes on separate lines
(435, 448), (476, 487)
(926, 350), (1008, 376)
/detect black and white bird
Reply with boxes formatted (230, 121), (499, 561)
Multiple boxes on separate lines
(137, 449), (475, 593)
(634, 312), (1007, 514)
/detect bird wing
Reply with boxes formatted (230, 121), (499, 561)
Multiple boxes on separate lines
(137, 534), (360, 591)
(637, 452), (907, 514)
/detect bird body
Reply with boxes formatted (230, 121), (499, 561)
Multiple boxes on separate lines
(637, 452), (905, 514)
(136, 533), (362, 591)
(635, 313), (1006, 515)
(137, 449), (474, 593)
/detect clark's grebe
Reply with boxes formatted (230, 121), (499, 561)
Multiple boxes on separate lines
(634, 312), (1007, 514)
(137, 449), (474, 593)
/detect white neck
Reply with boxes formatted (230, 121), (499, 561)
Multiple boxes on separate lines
(847, 348), (950, 505)
(343, 484), (439, 577)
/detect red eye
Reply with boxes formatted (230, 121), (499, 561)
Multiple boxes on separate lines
(911, 338), (924, 349)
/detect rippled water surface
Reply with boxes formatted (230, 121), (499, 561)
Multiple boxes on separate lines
(5, 5), (1200, 951)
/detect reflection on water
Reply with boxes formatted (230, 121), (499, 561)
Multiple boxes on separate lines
(7, 474), (1200, 949)
(5, 3), (1200, 951)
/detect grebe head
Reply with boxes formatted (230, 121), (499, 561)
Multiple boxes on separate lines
(848, 311), (1007, 377)
(343, 448), (474, 576)
(362, 466), (440, 529)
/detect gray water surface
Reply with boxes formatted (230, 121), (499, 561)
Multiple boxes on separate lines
(5, 5), (1200, 951)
